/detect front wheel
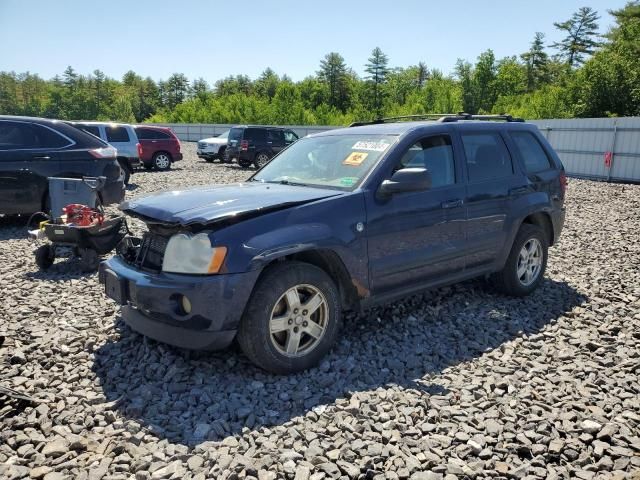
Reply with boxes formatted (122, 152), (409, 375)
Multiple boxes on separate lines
(237, 262), (341, 374)
(153, 152), (172, 171)
(35, 245), (55, 269)
(238, 159), (252, 168)
(492, 224), (548, 296)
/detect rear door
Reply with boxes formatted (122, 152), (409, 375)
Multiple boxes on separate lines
(267, 129), (285, 155)
(461, 129), (523, 270)
(105, 125), (132, 157)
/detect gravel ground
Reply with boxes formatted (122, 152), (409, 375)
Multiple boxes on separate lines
(1, 142), (639, 480)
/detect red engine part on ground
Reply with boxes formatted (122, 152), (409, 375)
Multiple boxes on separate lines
(62, 204), (104, 227)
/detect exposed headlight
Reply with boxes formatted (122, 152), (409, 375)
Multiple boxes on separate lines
(162, 232), (227, 274)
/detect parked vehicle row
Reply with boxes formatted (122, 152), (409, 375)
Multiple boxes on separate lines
(197, 125), (299, 168)
(100, 114), (567, 374)
(0, 116), (183, 216)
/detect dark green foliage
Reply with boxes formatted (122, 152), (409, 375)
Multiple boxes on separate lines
(552, 7), (601, 67)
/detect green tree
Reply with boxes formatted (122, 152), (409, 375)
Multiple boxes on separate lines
(365, 47), (389, 118)
(317, 52), (350, 111)
(552, 7), (600, 67)
(521, 32), (550, 90)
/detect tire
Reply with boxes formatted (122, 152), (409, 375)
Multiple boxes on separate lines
(153, 152), (172, 171)
(238, 159), (252, 168)
(254, 151), (271, 169)
(205, 157), (214, 163)
(237, 261), (342, 374)
(35, 245), (55, 270)
(492, 224), (548, 297)
(122, 167), (131, 185)
(219, 147), (230, 163)
(78, 248), (100, 272)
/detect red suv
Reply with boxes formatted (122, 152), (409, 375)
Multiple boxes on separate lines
(134, 126), (183, 171)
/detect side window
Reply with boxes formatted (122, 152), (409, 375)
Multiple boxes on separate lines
(245, 128), (266, 143)
(510, 131), (552, 173)
(105, 126), (130, 143)
(461, 132), (513, 182)
(154, 130), (171, 139)
(396, 135), (455, 188)
(32, 125), (71, 148)
(135, 128), (152, 140)
(268, 129), (284, 144)
(82, 126), (101, 138)
(0, 122), (36, 149)
(284, 130), (298, 143)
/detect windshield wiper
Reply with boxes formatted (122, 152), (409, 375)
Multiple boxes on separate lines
(264, 179), (308, 187)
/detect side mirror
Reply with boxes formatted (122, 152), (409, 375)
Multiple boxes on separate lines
(378, 167), (432, 196)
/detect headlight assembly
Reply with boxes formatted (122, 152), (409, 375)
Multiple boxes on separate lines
(162, 232), (227, 274)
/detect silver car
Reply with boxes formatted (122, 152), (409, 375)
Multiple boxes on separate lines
(70, 121), (141, 184)
(197, 130), (230, 163)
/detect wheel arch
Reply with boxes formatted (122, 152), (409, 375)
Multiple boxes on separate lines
(252, 248), (360, 311)
(521, 211), (554, 246)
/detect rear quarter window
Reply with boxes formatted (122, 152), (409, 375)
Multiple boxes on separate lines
(510, 131), (552, 173)
(137, 128), (171, 140)
(105, 126), (130, 143)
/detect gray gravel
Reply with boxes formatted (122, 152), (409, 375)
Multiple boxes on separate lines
(1, 142), (639, 479)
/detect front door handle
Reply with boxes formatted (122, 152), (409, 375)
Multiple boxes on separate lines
(509, 186), (529, 195)
(442, 199), (463, 209)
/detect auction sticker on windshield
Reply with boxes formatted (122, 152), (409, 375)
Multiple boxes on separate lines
(352, 141), (391, 152)
(343, 151), (368, 166)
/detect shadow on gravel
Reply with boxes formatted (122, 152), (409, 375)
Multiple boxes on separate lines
(93, 278), (585, 446)
(0, 216), (35, 241)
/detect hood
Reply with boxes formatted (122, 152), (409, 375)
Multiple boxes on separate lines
(121, 182), (341, 226)
(200, 136), (227, 144)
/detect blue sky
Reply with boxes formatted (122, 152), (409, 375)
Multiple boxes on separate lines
(0, 0), (624, 84)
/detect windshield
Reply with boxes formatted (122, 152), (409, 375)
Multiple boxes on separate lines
(216, 130), (229, 140)
(252, 134), (397, 190)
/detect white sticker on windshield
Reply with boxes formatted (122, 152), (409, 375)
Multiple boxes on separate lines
(352, 141), (390, 152)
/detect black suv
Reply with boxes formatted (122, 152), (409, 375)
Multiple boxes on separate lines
(0, 116), (125, 215)
(224, 125), (299, 168)
(101, 114), (566, 374)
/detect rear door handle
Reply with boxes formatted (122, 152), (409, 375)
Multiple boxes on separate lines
(509, 186), (529, 195)
(442, 199), (463, 209)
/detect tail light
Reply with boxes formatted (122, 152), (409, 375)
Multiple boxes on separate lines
(89, 146), (117, 159)
(137, 142), (143, 157)
(240, 140), (249, 151)
(560, 171), (567, 195)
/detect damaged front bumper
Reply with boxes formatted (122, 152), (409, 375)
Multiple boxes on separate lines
(99, 255), (260, 350)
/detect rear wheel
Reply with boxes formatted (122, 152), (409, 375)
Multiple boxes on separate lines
(153, 152), (172, 171)
(492, 224), (548, 296)
(35, 245), (55, 270)
(254, 151), (270, 169)
(237, 262), (341, 374)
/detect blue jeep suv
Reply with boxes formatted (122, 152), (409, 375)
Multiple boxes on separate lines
(100, 114), (566, 374)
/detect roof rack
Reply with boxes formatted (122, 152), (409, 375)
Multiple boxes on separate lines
(349, 112), (524, 127)
(349, 114), (458, 127)
(438, 113), (525, 123)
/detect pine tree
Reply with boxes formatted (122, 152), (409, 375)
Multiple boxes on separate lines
(365, 47), (389, 118)
(416, 61), (428, 88)
(317, 53), (349, 111)
(552, 7), (600, 67)
(521, 32), (550, 90)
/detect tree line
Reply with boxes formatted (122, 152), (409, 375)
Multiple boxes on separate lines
(1, 3), (638, 125)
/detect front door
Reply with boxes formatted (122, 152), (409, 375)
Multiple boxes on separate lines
(366, 133), (466, 294)
(267, 129), (286, 155)
(0, 120), (57, 214)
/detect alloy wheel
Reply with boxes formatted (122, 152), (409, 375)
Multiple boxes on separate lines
(154, 154), (170, 169)
(268, 284), (328, 357)
(517, 238), (543, 286)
